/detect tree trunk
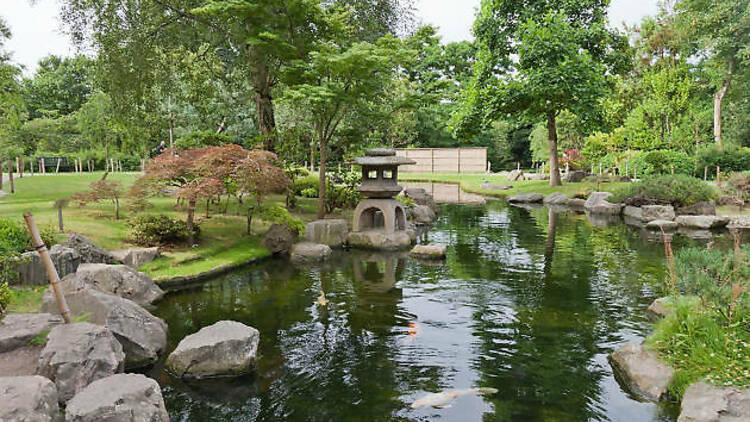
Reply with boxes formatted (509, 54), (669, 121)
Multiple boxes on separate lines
(8, 161), (14, 194)
(186, 199), (196, 245)
(216, 116), (227, 134)
(58, 207), (64, 233)
(246, 44), (276, 150)
(317, 132), (327, 219)
(168, 114), (175, 150)
(114, 198), (120, 220)
(105, 138), (110, 172)
(547, 113), (562, 187)
(246, 213), (253, 235)
(714, 58), (734, 147)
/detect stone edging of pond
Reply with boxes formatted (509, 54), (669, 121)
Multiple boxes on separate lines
(155, 254), (272, 292)
(610, 297), (750, 421)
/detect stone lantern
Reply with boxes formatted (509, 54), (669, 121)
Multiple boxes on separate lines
(348, 148), (416, 250)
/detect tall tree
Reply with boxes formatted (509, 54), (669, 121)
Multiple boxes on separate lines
(191, 0), (326, 149)
(0, 17), (26, 157)
(456, 0), (628, 186)
(675, 0), (750, 146)
(283, 34), (409, 218)
(22, 55), (95, 119)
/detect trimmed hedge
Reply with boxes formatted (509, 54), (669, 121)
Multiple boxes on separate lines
(696, 146), (750, 176)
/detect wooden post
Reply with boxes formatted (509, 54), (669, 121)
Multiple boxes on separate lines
(599, 162), (602, 175)
(0, 157), (3, 190)
(55, 158), (61, 173)
(704, 166), (708, 181)
(457, 148), (461, 174)
(634, 165), (638, 180)
(670, 165), (674, 175)
(118, 160), (122, 172)
(431, 149), (435, 173)
(30, 158), (34, 176)
(41, 158), (46, 174)
(23, 213), (72, 324)
(716, 166), (721, 184)
(17, 157), (23, 178)
(8, 161), (14, 194)
(591, 164), (594, 174)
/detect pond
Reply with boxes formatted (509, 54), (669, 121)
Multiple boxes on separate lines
(148, 199), (714, 422)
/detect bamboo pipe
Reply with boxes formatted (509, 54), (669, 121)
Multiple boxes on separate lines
(23, 213), (71, 323)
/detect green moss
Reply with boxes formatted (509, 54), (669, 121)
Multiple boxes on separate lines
(7, 286), (44, 314)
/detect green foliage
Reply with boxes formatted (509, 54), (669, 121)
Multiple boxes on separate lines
(648, 297), (750, 398)
(127, 215), (200, 247)
(0, 218), (30, 254)
(292, 175), (320, 196)
(674, 245), (750, 323)
(396, 195), (415, 208)
(21, 55), (95, 119)
(725, 172), (750, 205)
(28, 329), (50, 346)
(628, 150), (695, 176)
(175, 130), (234, 150)
(0, 282), (9, 320)
(609, 175), (717, 207)
(255, 204), (305, 235)
(696, 146), (750, 176)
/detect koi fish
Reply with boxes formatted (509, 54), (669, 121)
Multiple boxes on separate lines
(411, 387), (499, 409)
(316, 291), (329, 307)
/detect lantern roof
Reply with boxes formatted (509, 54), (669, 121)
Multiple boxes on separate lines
(351, 148), (416, 167)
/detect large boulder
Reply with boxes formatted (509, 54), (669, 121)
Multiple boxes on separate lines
(37, 323), (125, 403)
(676, 201), (716, 216)
(525, 173), (549, 181)
(647, 297), (673, 319)
(410, 244), (446, 260)
(678, 382), (750, 422)
(63, 234), (119, 264)
(564, 171), (588, 183)
(646, 219), (679, 231)
(675, 216), (730, 230)
(262, 224), (299, 255)
(543, 192), (570, 206)
(290, 242), (332, 263)
(585, 192), (623, 215)
(642, 205), (676, 222)
(64, 263), (164, 306)
(166, 320), (260, 379)
(108, 247), (160, 269)
(507, 170), (525, 181)
(567, 198), (586, 208)
(508, 193), (544, 203)
(65, 374), (169, 422)
(13, 245), (81, 286)
(411, 205), (437, 225)
(0, 375), (60, 422)
(347, 231), (412, 251)
(403, 188), (439, 214)
(303, 219), (348, 247)
(609, 341), (674, 401)
(41, 282), (167, 369)
(0, 314), (64, 353)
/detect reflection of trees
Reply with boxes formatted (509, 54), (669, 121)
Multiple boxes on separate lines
(436, 202), (669, 420)
(154, 252), (409, 422)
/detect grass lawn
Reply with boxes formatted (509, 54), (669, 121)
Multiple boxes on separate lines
(0, 172), (336, 293)
(400, 172), (628, 198)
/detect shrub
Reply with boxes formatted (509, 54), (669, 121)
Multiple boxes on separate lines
(0, 218), (29, 254)
(127, 215), (200, 246)
(609, 174), (717, 207)
(0, 282), (9, 319)
(725, 172), (750, 206)
(696, 145), (750, 176)
(292, 175), (319, 196)
(628, 149), (694, 176)
(674, 245), (750, 324)
(255, 204), (305, 234)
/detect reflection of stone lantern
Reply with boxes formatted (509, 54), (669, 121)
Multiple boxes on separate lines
(348, 148), (416, 250)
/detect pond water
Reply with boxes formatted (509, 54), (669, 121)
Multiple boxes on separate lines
(148, 199), (716, 422)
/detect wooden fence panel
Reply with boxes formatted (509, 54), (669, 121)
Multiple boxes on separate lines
(396, 148), (487, 173)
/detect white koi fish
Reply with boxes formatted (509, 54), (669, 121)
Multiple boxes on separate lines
(410, 387), (499, 409)
(316, 291), (329, 307)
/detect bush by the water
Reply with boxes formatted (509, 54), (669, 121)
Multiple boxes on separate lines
(254, 204), (305, 235)
(0, 282), (9, 320)
(696, 145), (750, 176)
(293, 175), (319, 196)
(609, 175), (717, 207)
(0, 218), (56, 284)
(127, 215), (200, 246)
(647, 245), (750, 398)
(628, 149), (695, 176)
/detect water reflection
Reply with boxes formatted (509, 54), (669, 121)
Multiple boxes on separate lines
(153, 200), (693, 422)
(403, 182), (486, 204)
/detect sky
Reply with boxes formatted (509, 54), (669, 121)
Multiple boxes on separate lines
(3, 0), (660, 76)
